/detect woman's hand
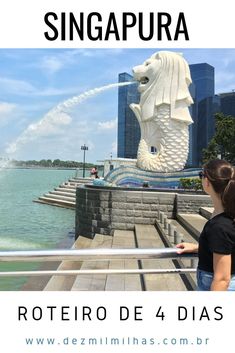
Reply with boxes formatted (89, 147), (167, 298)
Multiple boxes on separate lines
(176, 242), (198, 254)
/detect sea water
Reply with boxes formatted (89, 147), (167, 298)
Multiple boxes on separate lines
(0, 168), (77, 290)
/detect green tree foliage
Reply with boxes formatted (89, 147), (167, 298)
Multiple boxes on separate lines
(11, 159), (95, 169)
(202, 138), (219, 163)
(179, 178), (202, 191)
(202, 113), (235, 164)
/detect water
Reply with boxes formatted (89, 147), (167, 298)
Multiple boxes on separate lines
(0, 168), (76, 290)
(0, 81), (135, 290)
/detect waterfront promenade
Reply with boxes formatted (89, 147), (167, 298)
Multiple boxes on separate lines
(27, 177), (213, 291)
(20, 206), (212, 291)
(0, 172), (212, 291)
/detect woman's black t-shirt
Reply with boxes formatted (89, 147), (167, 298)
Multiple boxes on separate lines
(198, 212), (235, 274)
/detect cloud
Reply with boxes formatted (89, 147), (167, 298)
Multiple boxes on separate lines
(98, 118), (117, 131)
(35, 49), (124, 75)
(5, 111), (72, 155)
(220, 50), (235, 68)
(0, 102), (17, 126)
(0, 102), (15, 115)
(39, 56), (64, 75)
(4, 83), (121, 157)
(111, 141), (117, 154)
(215, 71), (235, 93)
(35, 87), (81, 97)
(0, 75), (82, 97)
(78, 48), (124, 57)
(35, 50), (78, 75)
(36, 50), (85, 75)
(0, 77), (36, 95)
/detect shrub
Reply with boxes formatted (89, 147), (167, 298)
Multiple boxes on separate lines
(179, 178), (202, 191)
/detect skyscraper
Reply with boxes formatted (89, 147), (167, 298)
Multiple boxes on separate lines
(187, 82), (196, 167)
(190, 63), (215, 166)
(117, 73), (140, 159)
(218, 92), (235, 116)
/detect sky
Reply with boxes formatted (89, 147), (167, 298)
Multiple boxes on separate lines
(1, 48), (235, 164)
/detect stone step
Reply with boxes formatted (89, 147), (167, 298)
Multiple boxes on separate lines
(34, 175), (80, 209)
(167, 219), (198, 245)
(71, 230), (142, 291)
(68, 182), (86, 187)
(68, 179), (93, 186)
(49, 190), (76, 198)
(105, 230), (142, 291)
(69, 177), (93, 183)
(155, 218), (197, 289)
(135, 224), (187, 291)
(35, 176), (89, 210)
(200, 207), (214, 220)
(71, 234), (113, 291)
(44, 193), (75, 201)
(55, 187), (76, 193)
(43, 235), (93, 291)
(42, 221), (200, 291)
(60, 184), (77, 190)
(176, 213), (207, 239)
(36, 196), (75, 208)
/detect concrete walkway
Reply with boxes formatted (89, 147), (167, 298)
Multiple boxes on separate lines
(42, 224), (195, 291)
(200, 207), (214, 219)
(177, 213), (207, 239)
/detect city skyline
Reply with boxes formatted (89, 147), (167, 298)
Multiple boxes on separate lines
(1, 48), (235, 163)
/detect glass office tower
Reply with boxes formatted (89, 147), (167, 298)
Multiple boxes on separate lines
(187, 82), (196, 167)
(117, 73), (140, 159)
(219, 92), (235, 116)
(190, 63), (215, 166)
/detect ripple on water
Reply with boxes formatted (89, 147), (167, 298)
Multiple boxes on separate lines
(0, 168), (76, 290)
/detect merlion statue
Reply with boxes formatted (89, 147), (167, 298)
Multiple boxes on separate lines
(130, 51), (193, 172)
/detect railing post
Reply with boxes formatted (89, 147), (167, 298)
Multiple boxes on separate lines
(168, 223), (176, 241)
(166, 220), (170, 235)
(160, 211), (164, 224)
(157, 209), (161, 220)
(163, 216), (169, 234)
(190, 258), (198, 268)
(174, 230), (184, 245)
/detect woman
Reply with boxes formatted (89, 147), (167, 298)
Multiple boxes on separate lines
(90, 166), (99, 178)
(177, 159), (235, 291)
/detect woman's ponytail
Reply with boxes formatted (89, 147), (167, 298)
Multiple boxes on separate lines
(222, 168), (235, 220)
(204, 160), (235, 220)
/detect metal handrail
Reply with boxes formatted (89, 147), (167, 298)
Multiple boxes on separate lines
(0, 248), (197, 262)
(0, 268), (196, 277)
(0, 248), (197, 277)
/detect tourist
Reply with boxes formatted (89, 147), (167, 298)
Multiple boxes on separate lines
(90, 166), (99, 178)
(176, 159), (235, 291)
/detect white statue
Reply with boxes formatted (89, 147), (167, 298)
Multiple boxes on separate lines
(130, 51), (193, 172)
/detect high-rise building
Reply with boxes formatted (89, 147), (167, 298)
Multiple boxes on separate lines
(189, 63), (215, 166)
(187, 82), (196, 167)
(218, 92), (235, 116)
(117, 73), (140, 159)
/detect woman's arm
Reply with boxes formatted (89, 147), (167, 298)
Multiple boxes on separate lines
(176, 242), (198, 254)
(211, 253), (231, 291)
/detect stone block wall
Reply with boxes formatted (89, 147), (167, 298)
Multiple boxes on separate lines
(76, 186), (176, 239)
(75, 186), (212, 239)
(176, 194), (212, 213)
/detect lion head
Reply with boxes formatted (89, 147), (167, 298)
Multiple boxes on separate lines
(132, 51), (193, 124)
